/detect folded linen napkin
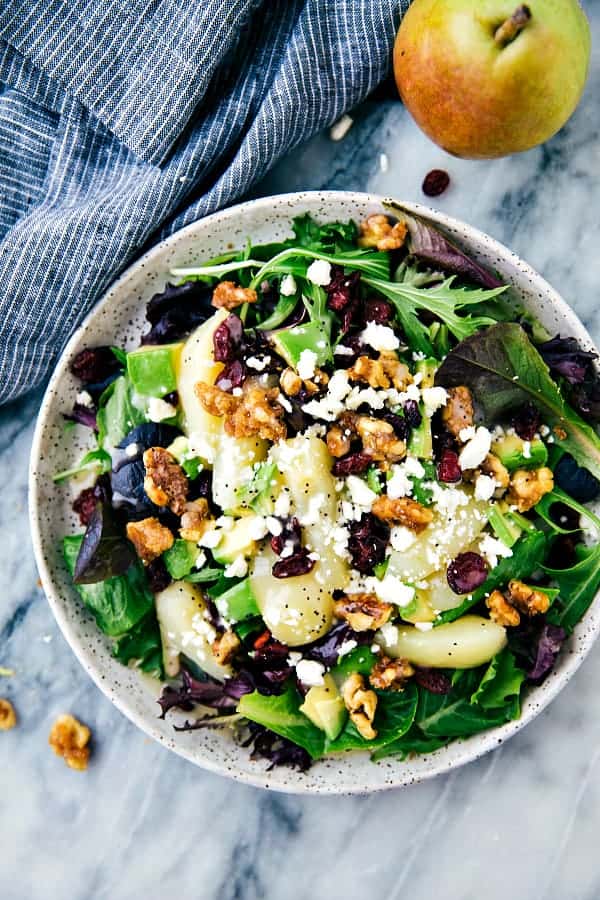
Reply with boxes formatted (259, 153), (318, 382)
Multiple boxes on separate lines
(0, 0), (408, 404)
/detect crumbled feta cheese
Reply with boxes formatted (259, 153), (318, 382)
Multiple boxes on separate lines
(329, 114), (354, 141)
(390, 525), (417, 552)
(379, 622), (399, 646)
(147, 397), (177, 422)
(459, 426), (492, 471)
(367, 573), (415, 607)
(266, 516), (283, 536)
(232, 386), (244, 397)
(459, 426), (476, 443)
(199, 528), (223, 549)
(224, 555), (248, 579)
(540, 424), (550, 437)
(246, 355), (270, 371)
(306, 259), (332, 286)
(361, 321), (400, 352)
(479, 533), (513, 568)
(297, 348), (318, 380)
(216, 515), (235, 530)
(474, 474), (497, 501)
(273, 491), (291, 517)
(280, 274), (297, 296)
(370, 643), (380, 653)
(414, 622), (434, 632)
(248, 516), (269, 540)
(195, 550), (207, 569)
(345, 386), (387, 411)
(276, 392), (293, 413)
(523, 440), (531, 459)
(296, 659), (325, 686)
(124, 442), (139, 458)
(287, 651), (303, 666)
(387, 466), (413, 499)
(404, 456), (425, 479)
(346, 475), (378, 508)
(302, 370), (351, 421)
(280, 540), (295, 559)
(75, 390), (93, 407)
(421, 386), (448, 417)
(335, 344), (355, 356)
(338, 639), (358, 658)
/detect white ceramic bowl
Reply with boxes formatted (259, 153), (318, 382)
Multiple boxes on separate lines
(29, 191), (600, 794)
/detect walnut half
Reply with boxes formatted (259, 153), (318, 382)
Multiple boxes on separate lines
(143, 447), (189, 516)
(507, 467), (554, 512)
(358, 214), (407, 252)
(369, 656), (414, 691)
(0, 698), (17, 731)
(49, 714), (91, 771)
(333, 593), (393, 631)
(126, 517), (174, 564)
(371, 495), (433, 531)
(341, 673), (378, 740)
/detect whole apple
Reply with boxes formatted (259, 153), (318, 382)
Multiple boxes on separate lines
(394, 0), (591, 159)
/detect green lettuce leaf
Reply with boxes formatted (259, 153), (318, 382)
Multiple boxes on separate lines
(113, 610), (164, 677)
(238, 683), (326, 759)
(471, 649), (525, 710)
(416, 670), (519, 738)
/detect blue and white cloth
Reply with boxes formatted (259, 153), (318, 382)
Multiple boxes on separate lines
(0, 0), (408, 404)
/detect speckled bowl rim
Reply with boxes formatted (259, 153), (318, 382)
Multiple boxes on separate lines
(29, 190), (600, 794)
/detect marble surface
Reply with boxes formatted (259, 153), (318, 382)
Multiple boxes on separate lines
(2, 6), (600, 898)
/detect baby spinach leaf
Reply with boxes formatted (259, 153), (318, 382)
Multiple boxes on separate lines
(97, 375), (146, 449)
(113, 610), (164, 677)
(238, 683), (326, 759)
(545, 544), (600, 633)
(63, 535), (153, 636)
(436, 323), (600, 480)
(471, 649), (525, 710)
(416, 670), (519, 738)
(371, 726), (448, 761)
(438, 530), (547, 624)
(326, 683), (418, 753)
(163, 539), (198, 580)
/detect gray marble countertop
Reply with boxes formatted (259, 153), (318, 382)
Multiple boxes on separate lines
(2, 7), (600, 898)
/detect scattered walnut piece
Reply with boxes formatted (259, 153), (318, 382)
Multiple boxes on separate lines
(553, 425), (567, 441)
(126, 517), (174, 564)
(279, 367), (303, 397)
(326, 424), (352, 458)
(143, 447), (189, 515)
(379, 352), (411, 391)
(507, 580), (550, 616)
(486, 589), (521, 627)
(371, 495), (433, 531)
(0, 699), (16, 731)
(341, 673), (378, 740)
(348, 355), (391, 390)
(49, 714), (91, 771)
(356, 416), (406, 463)
(507, 466), (554, 512)
(480, 453), (510, 494)
(369, 656), (414, 691)
(358, 214), (407, 252)
(212, 630), (241, 666)
(441, 386), (474, 438)
(211, 280), (257, 310)
(195, 382), (240, 418)
(226, 386), (287, 442)
(334, 593), (393, 631)
(180, 499), (212, 542)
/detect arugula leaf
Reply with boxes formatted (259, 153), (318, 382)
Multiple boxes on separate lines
(238, 683), (326, 759)
(63, 535), (153, 636)
(436, 323), (600, 480)
(113, 610), (164, 677)
(326, 684), (418, 753)
(471, 649), (525, 710)
(416, 670), (519, 738)
(371, 726), (448, 761)
(437, 530), (547, 624)
(256, 292), (299, 331)
(52, 447), (112, 483)
(291, 214), (359, 253)
(97, 375), (146, 449)
(183, 567), (225, 584)
(535, 486), (600, 535)
(545, 544), (600, 632)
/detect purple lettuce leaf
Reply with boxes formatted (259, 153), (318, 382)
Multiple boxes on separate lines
(538, 335), (597, 385)
(158, 668), (254, 718)
(241, 722), (312, 771)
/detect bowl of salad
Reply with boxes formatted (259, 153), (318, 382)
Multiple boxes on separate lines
(29, 191), (600, 793)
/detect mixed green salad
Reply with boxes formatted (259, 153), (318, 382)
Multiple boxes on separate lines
(58, 208), (600, 770)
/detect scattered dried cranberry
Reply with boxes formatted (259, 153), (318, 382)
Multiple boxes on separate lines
(325, 266), (361, 312)
(215, 359), (246, 391)
(70, 347), (121, 385)
(145, 558), (171, 593)
(403, 399), (422, 428)
(422, 169), (450, 198)
(364, 296), (393, 324)
(72, 487), (98, 526)
(512, 402), (541, 440)
(272, 550), (315, 578)
(348, 513), (390, 574)
(382, 411), (409, 441)
(414, 668), (452, 695)
(331, 451), (372, 476)
(213, 313), (243, 363)
(270, 517), (302, 556)
(447, 552), (488, 595)
(437, 448), (462, 483)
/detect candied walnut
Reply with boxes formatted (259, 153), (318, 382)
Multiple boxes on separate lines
(280, 367), (303, 397)
(212, 280), (257, 310)
(126, 517), (174, 564)
(0, 699), (16, 731)
(507, 466), (554, 512)
(358, 214), (407, 252)
(553, 425), (567, 441)
(486, 589), (520, 627)
(180, 499), (212, 542)
(379, 352), (411, 391)
(507, 580), (550, 616)
(371, 495), (433, 531)
(334, 593), (393, 631)
(226, 386), (287, 442)
(348, 355), (391, 390)
(369, 656), (414, 691)
(342, 673), (378, 740)
(441, 386), (474, 438)
(212, 630), (241, 665)
(143, 447), (189, 515)
(326, 424), (352, 458)
(195, 382), (240, 417)
(480, 453), (510, 493)
(356, 416), (406, 463)
(49, 714), (91, 772)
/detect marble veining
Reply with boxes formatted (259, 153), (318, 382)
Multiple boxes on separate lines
(2, 5), (600, 897)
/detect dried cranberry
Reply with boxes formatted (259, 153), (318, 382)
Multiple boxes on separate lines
(325, 267), (361, 312)
(447, 552), (488, 594)
(422, 169), (450, 198)
(364, 296), (393, 324)
(381, 411), (409, 440)
(271, 517), (302, 556)
(70, 347), (121, 384)
(437, 448), (462, 483)
(403, 399), (422, 428)
(414, 668), (452, 694)
(331, 452), (372, 476)
(272, 549), (315, 578)
(213, 313), (243, 363)
(72, 488), (98, 526)
(163, 390), (179, 407)
(215, 359), (246, 391)
(348, 513), (390, 574)
(146, 558), (171, 593)
(512, 402), (541, 440)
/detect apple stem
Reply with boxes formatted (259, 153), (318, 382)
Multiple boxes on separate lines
(494, 4), (531, 46)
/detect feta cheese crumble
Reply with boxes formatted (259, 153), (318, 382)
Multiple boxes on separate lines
(474, 474), (497, 501)
(306, 259), (331, 286)
(479, 533), (513, 568)
(75, 390), (93, 407)
(459, 426), (492, 471)
(367, 573), (415, 607)
(360, 321), (400, 352)
(224, 555), (248, 579)
(295, 659), (325, 687)
(147, 397), (177, 422)
(421, 386), (448, 417)
(280, 274), (297, 296)
(346, 475), (378, 508)
(297, 348), (318, 380)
